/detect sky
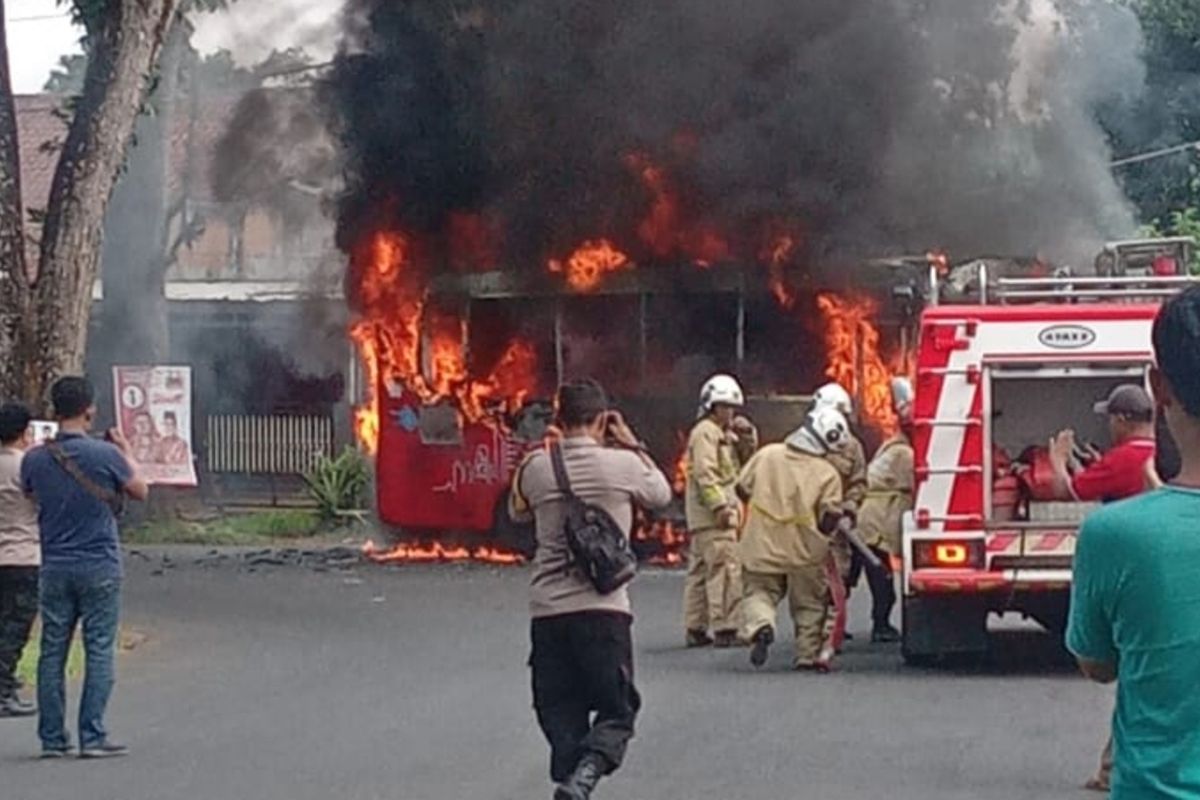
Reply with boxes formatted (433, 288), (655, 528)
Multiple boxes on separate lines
(4, 0), (80, 94)
(4, 0), (343, 94)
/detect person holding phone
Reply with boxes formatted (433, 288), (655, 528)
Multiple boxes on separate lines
(20, 377), (148, 759)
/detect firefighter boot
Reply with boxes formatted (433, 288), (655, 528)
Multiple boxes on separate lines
(749, 626), (774, 668)
(554, 754), (605, 800)
(686, 629), (714, 648)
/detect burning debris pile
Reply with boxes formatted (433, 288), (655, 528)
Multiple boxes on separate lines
(321, 0), (1147, 560)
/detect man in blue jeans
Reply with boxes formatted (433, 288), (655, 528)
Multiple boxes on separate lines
(20, 377), (148, 759)
(1067, 286), (1200, 799)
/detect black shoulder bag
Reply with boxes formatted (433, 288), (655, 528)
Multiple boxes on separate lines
(43, 441), (126, 517)
(548, 442), (637, 594)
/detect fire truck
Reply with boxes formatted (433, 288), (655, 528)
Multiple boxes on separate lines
(900, 237), (1197, 663)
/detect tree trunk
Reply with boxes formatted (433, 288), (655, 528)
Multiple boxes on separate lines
(20, 0), (180, 407)
(0, 2), (30, 402)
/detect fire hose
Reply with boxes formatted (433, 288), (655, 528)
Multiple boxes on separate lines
(837, 515), (883, 571)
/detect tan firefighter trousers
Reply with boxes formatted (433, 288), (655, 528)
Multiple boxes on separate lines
(683, 528), (742, 634)
(740, 565), (828, 666)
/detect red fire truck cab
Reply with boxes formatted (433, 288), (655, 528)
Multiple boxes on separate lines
(901, 263), (1198, 663)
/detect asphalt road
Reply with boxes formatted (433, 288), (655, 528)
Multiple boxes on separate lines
(0, 549), (1110, 800)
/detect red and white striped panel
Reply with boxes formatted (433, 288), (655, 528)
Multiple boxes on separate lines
(913, 306), (1156, 535)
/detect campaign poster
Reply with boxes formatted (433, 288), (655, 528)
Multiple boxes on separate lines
(30, 420), (58, 445)
(113, 366), (198, 487)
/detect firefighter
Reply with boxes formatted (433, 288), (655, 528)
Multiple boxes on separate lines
(809, 382), (868, 648)
(851, 378), (915, 643)
(683, 375), (758, 648)
(736, 406), (847, 671)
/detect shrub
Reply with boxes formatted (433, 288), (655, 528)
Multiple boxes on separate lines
(304, 447), (369, 519)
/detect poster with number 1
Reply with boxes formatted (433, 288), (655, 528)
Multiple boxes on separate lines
(113, 366), (198, 487)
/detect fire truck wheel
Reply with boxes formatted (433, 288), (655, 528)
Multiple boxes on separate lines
(492, 490), (536, 559)
(901, 595), (989, 666)
(1025, 595), (1070, 637)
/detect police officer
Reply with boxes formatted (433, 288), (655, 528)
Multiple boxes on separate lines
(736, 407), (848, 671)
(809, 382), (868, 649)
(852, 378), (915, 643)
(683, 374), (758, 648)
(510, 380), (672, 800)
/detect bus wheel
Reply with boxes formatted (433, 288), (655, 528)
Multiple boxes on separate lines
(901, 595), (988, 666)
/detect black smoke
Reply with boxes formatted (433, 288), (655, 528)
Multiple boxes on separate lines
(327, 0), (1145, 275)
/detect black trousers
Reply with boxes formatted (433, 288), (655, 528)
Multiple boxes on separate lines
(0, 566), (39, 695)
(530, 611), (642, 783)
(847, 546), (896, 628)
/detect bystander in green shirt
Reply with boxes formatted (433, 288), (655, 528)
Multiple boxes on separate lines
(1067, 487), (1200, 800)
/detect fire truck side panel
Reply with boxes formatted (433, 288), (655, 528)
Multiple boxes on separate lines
(902, 304), (1159, 658)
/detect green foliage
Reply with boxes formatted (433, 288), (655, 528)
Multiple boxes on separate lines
(16, 625), (85, 686)
(1109, 2), (1200, 227)
(125, 509), (322, 545)
(1131, 0), (1200, 46)
(43, 54), (88, 95)
(1142, 206), (1200, 272)
(303, 448), (369, 520)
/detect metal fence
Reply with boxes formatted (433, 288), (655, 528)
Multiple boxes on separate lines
(206, 415), (335, 475)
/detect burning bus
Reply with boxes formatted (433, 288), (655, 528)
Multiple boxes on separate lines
(349, 227), (924, 563)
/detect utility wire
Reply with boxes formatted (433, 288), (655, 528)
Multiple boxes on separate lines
(1110, 140), (1200, 168)
(5, 12), (72, 23)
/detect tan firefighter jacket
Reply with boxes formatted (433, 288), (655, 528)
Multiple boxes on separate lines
(735, 443), (843, 574)
(857, 433), (915, 554)
(685, 416), (755, 532)
(823, 434), (868, 517)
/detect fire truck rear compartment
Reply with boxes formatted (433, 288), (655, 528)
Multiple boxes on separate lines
(902, 363), (1149, 664)
(988, 364), (1147, 531)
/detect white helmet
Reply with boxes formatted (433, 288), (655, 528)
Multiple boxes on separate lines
(786, 406), (851, 456)
(698, 374), (745, 418)
(812, 382), (853, 416)
(891, 377), (914, 420)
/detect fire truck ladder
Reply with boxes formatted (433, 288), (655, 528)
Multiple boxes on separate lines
(928, 265), (1200, 305)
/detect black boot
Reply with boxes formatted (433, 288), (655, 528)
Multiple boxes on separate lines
(871, 623), (901, 644)
(554, 754), (606, 800)
(749, 626), (774, 668)
(685, 629), (713, 648)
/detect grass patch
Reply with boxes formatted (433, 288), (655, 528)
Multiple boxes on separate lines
(15, 625), (84, 687)
(124, 509), (328, 546)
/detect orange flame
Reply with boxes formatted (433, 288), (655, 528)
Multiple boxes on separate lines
(816, 293), (902, 435)
(673, 452), (688, 496)
(625, 151), (730, 268)
(362, 539), (525, 565)
(761, 233), (798, 309)
(349, 229), (539, 454)
(670, 431), (688, 495)
(548, 239), (632, 292)
(632, 519), (687, 567)
(626, 152), (679, 259)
